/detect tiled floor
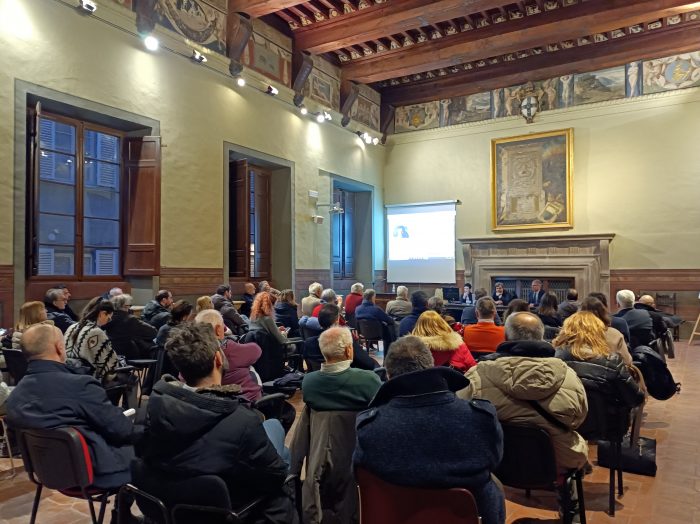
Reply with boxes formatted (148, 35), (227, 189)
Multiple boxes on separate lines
(1, 341), (698, 523)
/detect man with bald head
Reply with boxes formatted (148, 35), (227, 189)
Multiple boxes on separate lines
(6, 323), (137, 489)
(634, 294), (667, 341)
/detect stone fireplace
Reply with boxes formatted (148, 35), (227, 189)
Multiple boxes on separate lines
(459, 234), (615, 298)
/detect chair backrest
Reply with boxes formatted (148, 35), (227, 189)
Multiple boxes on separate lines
(119, 484), (170, 524)
(357, 319), (384, 341)
(355, 466), (480, 524)
(543, 326), (560, 341)
(242, 329), (285, 382)
(494, 424), (558, 491)
(576, 386), (631, 442)
(18, 427), (93, 489)
(3, 349), (28, 383)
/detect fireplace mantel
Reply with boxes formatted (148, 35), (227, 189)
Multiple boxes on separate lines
(459, 234), (615, 298)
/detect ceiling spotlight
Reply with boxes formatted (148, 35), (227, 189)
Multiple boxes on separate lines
(266, 85), (279, 96)
(323, 111), (332, 121)
(372, 137), (380, 146)
(191, 50), (207, 63)
(79, 0), (97, 13)
(299, 105), (308, 115)
(236, 77), (246, 87)
(144, 35), (159, 51)
(316, 113), (325, 123)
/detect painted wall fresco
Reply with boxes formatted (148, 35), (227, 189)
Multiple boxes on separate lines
(351, 84), (381, 131)
(155, 0), (227, 55)
(303, 54), (341, 111)
(396, 50), (700, 133)
(642, 52), (700, 94)
(242, 19), (292, 87)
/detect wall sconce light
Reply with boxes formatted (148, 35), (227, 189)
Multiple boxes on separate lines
(266, 85), (279, 96)
(79, 0), (97, 13)
(191, 50), (207, 63)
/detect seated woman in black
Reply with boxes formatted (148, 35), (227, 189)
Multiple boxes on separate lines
(274, 289), (300, 338)
(537, 292), (563, 328)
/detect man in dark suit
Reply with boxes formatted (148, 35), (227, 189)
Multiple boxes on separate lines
(356, 289), (396, 356)
(614, 289), (654, 348)
(492, 282), (514, 306)
(527, 279), (545, 307)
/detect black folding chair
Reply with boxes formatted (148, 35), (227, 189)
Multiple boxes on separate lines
(118, 484), (170, 524)
(495, 423), (586, 524)
(17, 427), (118, 524)
(357, 319), (383, 353)
(3, 348), (28, 385)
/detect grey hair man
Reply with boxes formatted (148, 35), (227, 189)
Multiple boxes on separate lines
(44, 288), (76, 333)
(301, 327), (381, 411)
(558, 288), (579, 321)
(104, 294), (157, 360)
(504, 311), (545, 342)
(355, 334), (506, 524)
(350, 282), (364, 294)
(302, 282), (324, 317)
(385, 285), (412, 320)
(320, 288), (338, 306)
(614, 289), (654, 347)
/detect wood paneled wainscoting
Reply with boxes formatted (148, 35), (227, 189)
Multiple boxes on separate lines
(610, 269), (700, 339)
(159, 267), (224, 298)
(0, 266), (13, 328)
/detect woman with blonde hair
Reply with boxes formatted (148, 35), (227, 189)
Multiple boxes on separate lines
(12, 301), (53, 350)
(579, 296), (632, 366)
(196, 295), (214, 313)
(412, 310), (476, 372)
(250, 291), (287, 344)
(553, 311), (644, 412)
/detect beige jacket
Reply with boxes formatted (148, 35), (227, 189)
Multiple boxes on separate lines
(605, 327), (633, 367)
(458, 356), (589, 469)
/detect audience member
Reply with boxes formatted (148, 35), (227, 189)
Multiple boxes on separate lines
(460, 312), (589, 472)
(356, 289), (396, 354)
(462, 283), (474, 305)
(101, 286), (123, 301)
(106, 294), (157, 360)
(211, 284), (247, 335)
(195, 295), (214, 313)
(7, 324), (136, 490)
(537, 292), (563, 328)
(385, 285), (412, 320)
(54, 284), (80, 321)
(12, 301), (53, 350)
(64, 299), (119, 382)
(503, 299), (529, 321)
(354, 336), (505, 524)
(301, 282), (323, 317)
(558, 288), (580, 321)
(492, 282), (514, 306)
(344, 282), (364, 318)
(155, 300), (193, 349)
(553, 311), (645, 419)
(413, 310), (476, 372)
(140, 323), (296, 523)
(302, 327), (381, 411)
(398, 290), (429, 336)
(250, 291), (288, 344)
(44, 287), (76, 333)
(463, 297), (506, 354)
(240, 282), (256, 318)
(527, 279), (546, 307)
(195, 309), (262, 402)
(311, 288), (339, 317)
(462, 288), (503, 326)
(303, 304), (379, 371)
(142, 290), (173, 329)
(0, 379), (8, 416)
(580, 297), (632, 366)
(635, 295), (668, 340)
(274, 289), (300, 338)
(614, 290), (654, 348)
(258, 280), (281, 299)
(589, 292), (630, 344)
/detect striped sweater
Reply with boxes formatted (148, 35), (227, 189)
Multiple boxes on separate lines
(64, 321), (118, 381)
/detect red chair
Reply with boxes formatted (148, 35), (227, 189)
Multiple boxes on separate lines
(17, 427), (119, 524)
(355, 466), (481, 524)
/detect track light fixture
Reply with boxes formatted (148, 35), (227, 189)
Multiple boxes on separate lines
(79, 0), (97, 13)
(299, 105), (308, 115)
(191, 50), (207, 63)
(144, 35), (159, 51)
(323, 111), (332, 121)
(372, 137), (379, 146)
(355, 131), (381, 146)
(316, 113), (325, 123)
(266, 85), (279, 96)
(235, 77), (246, 87)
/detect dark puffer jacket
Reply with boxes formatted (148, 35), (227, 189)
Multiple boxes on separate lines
(142, 300), (171, 329)
(139, 376), (294, 523)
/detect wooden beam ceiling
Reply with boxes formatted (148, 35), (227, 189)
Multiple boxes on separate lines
(382, 20), (700, 106)
(341, 0), (700, 84)
(295, 0), (508, 54)
(229, 0), (303, 18)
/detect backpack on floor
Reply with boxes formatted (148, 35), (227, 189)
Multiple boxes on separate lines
(631, 345), (681, 401)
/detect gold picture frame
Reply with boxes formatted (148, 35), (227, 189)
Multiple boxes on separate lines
(491, 128), (573, 231)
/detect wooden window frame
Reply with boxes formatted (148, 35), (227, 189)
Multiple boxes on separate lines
(27, 108), (126, 283)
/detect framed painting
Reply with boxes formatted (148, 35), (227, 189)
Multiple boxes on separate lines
(491, 128), (573, 231)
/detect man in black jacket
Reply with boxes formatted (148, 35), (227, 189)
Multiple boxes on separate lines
(140, 323), (297, 523)
(614, 289), (654, 348)
(6, 324), (136, 488)
(142, 290), (173, 329)
(398, 290), (429, 336)
(356, 289), (396, 355)
(105, 294), (157, 359)
(635, 295), (668, 340)
(44, 287), (77, 333)
(211, 284), (247, 334)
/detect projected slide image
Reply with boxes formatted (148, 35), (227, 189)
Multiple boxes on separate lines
(388, 212), (454, 261)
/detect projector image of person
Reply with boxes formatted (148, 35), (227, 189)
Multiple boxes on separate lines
(393, 225), (409, 238)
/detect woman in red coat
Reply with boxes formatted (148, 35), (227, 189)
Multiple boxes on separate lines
(412, 310), (476, 372)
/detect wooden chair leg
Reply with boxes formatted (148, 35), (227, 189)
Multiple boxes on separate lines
(689, 312), (700, 345)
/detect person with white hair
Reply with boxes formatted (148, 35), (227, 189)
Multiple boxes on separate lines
(385, 285), (412, 320)
(105, 294), (157, 359)
(344, 282), (365, 319)
(302, 282), (323, 317)
(301, 327), (381, 411)
(614, 289), (654, 348)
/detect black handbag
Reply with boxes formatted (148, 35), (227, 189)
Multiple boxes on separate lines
(597, 435), (657, 477)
